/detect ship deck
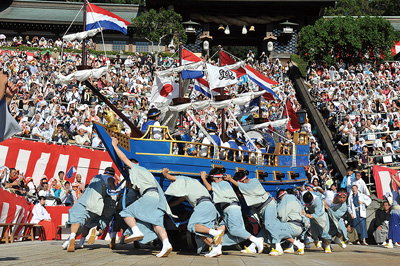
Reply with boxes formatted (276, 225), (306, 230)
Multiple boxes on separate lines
(0, 240), (398, 266)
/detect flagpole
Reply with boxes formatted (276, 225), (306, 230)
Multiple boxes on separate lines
(179, 42), (183, 98)
(218, 45), (227, 142)
(82, 0), (88, 67)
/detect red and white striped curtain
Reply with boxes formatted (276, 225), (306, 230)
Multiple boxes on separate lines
(0, 138), (120, 186)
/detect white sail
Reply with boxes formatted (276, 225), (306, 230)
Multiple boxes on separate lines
(155, 61), (203, 77)
(155, 61), (244, 78)
(158, 90), (266, 113)
(62, 28), (103, 42)
(241, 118), (289, 131)
(58, 66), (109, 84)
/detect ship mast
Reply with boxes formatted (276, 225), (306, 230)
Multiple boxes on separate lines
(79, 0), (143, 137)
(82, 0), (88, 67)
(216, 45), (230, 142)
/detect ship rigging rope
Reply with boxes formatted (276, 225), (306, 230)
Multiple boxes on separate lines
(227, 108), (262, 165)
(187, 110), (219, 160)
(61, 4), (84, 60)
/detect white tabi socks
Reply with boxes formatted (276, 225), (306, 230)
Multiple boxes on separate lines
(204, 244), (222, 257)
(209, 229), (224, 246)
(294, 239), (305, 255)
(125, 226), (144, 243)
(156, 239), (173, 258)
(62, 236), (70, 250)
(240, 242), (257, 254)
(249, 236), (264, 254)
(67, 233), (76, 252)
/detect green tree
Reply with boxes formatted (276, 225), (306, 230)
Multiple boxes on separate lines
(298, 16), (397, 65)
(325, 0), (381, 16)
(131, 8), (187, 52)
(370, 0), (400, 16)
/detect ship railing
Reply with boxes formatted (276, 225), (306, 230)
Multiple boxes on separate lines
(141, 125), (174, 140)
(170, 139), (279, 166)
(140, 125), (301, 166)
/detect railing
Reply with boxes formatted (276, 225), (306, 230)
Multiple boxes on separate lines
(11, 135), (106, 150)
(335, 112), (389, 132)
(345, 129), (399, 159)
(139, 125), (308, 166)
(169, 139), (280, 166)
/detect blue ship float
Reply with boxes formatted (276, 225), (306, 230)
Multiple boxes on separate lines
(92, 120), (310, 196)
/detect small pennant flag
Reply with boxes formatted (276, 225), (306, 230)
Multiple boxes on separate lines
(66, 166), (77, 180)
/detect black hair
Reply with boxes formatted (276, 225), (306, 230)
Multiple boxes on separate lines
(277, 189), (285, 197)
(58, 171), (64, 175)
(207, 167), (226, 183)
(129, 158), (139, 164)
(233, 170), (249, 181)
(337, 188), (347, 194)
(302, 191), (314, 204)
(38, 196), (46, 201)
(286, 188), (294, 194)
(104, 167), (115, 176)
(65, 181), (70, 186)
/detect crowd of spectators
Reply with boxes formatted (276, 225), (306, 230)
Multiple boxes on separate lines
(1, 35), (330, 208)
(0, 167), (84, 206)
(307, 60), (400, 168)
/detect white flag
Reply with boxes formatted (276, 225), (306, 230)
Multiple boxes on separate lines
(150, 76), (180, 103)
(206, 63), (239, 90)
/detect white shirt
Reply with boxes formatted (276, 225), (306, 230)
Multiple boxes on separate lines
(78, 124), (92, 137)
(38, 189), (55, 197)
(30, 203), (51, 224)
(27, 182), (36, 194)
(352, 178), (370, 196)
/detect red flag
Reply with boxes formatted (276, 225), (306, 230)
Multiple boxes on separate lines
(263, 93), (275, 101)
(373, 165), (399, 199)
(182, 48), (202, 64)
(286, 99), (300, 132)
(220, 50), (246, 77)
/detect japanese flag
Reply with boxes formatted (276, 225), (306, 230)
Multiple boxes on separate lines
(26, 52), (34, 61)
(150, 76), (179, 103)
(206, 63), (239, 90)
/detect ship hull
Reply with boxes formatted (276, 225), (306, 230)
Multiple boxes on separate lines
(94, 123), (308, 196)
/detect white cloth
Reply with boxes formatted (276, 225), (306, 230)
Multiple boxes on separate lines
(58, 67), (108, 84)
(206, 63), (239, 89)
(27, 182), (36, 195)
(351, 178), (370, 196)
(63, 28), (103, 41)
(30, 203), (51, 224)
(348, 192), (371, 218)
(0, 98), (21, 142)
(38, 189), (55, 197)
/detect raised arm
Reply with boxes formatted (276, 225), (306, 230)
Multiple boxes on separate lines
(390, 173), (400, 192)
(162, 168), (176, 182)
(111, 137), (132, 168)
(0, 71), (8, 102)
(224, 174), (238, 187)
(200, 171), (212, 191)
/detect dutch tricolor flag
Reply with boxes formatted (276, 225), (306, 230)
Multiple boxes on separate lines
(66, 166), (77, 180)
(194, 78), (218, 98)
(181, 48), (204, 80)
(86, 2), (131, 35)
(245, 64), (280, 100)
